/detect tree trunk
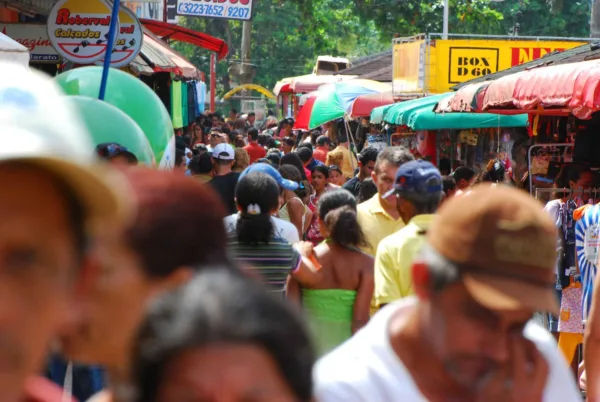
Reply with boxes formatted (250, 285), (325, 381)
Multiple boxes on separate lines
(592, 0), (600, 37)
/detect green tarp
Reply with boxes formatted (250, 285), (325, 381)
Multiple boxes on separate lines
(371, 93), (528, 130)
(408, 108), (528, 130)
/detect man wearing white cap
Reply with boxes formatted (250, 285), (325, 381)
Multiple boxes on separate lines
(0, 63), (127, 402)
(209, 143), (240, 215)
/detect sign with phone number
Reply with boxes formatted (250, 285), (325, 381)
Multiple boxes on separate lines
(177, 0), (253, 21)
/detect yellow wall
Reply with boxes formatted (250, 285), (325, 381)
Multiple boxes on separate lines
(393, 38), (586, 95)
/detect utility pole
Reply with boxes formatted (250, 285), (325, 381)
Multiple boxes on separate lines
(442, 0), (449, 39)
(240, 21), (252, 85)
(163, 0), (167, 22)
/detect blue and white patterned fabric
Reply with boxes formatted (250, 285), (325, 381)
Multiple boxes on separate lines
(575, 204), (600, 321)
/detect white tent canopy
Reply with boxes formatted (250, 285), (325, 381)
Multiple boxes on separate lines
(0, 32), (29, 67)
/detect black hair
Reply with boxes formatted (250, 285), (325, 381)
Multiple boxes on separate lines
(555, 163), (592, 189)
(235, 173), (279, 244)
(313, 165), (330, 179)
(189, 153), (213, 175)
(328, 165), (343, 175)
(375, 146), (415, 172)
(265, 137), (277, 149)
(281, 153), (308, 181)
(453, 166), (475, 182)
(316, 135), (330, 146)
(296, 147), (313, 164)
(132, 267), (314, 402)
(401, 189), (443, 215)
(230, 108), (238, 114)
(257, 134), (269, 147)
(297, 142), (313, 151)
(439, 158), (451, 176)
(266, 150), (282, 167)
(357, 178), (377, 203)
(318, 189), (367, 248)
(279, 165), (308, 199)
(282, 137), (295, 147)
(175, 149), (186, 167)
(247, 127), (259, 141)
(442, 176), (456, 195)
(248, 112), (255, 117)
(358, 146), (379, 165)
(482, 159), (505, 183)
(255, 158), (275, 168)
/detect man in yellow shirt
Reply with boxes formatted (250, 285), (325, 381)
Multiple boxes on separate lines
(357, 146), (415, 257)
(326, 134), (358, 180)
(374, 160), (443, 309)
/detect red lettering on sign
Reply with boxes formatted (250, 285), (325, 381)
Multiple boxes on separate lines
(55, 8), (111, 26)
(511, 47), (567, 66)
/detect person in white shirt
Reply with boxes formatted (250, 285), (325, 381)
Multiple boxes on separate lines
(224, 213), (299, 244)
(315, 184), (582, 402)
(223, 162), (302, 244)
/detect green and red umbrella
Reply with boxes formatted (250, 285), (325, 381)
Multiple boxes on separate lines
(294, 80), (391, 130)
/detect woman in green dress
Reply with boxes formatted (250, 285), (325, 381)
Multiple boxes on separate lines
(290, 189), (374, 356)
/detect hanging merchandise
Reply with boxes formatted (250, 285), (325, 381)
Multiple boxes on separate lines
(196, 81), (206, 114)
(171, 80), (184, 129)
(181, 81), (189, 127)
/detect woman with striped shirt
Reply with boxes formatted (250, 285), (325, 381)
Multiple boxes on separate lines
(228, 171), (320, 296)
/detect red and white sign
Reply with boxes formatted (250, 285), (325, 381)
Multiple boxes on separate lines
(0, 24), (58, 63)
(47, 0), (119, 64)
(95, 3), (143, 68)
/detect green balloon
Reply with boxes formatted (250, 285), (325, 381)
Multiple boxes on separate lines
(55, 67), (175, 169)
(66, 96), (155, 166)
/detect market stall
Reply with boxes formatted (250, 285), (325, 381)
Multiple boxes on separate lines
(371, 93), (529, 172)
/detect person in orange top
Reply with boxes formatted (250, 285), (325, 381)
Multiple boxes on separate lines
(243, 128), (266, 164)
(313, 135), (330, 163)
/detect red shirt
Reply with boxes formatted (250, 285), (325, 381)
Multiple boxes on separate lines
(243, 142), (267, 164)
(313, 146), (328, 163)
(25, 377), (78, 402)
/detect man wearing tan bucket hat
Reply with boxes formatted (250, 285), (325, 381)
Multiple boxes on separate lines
(0, 63), (128, 402)
(315, 184), (581, 401)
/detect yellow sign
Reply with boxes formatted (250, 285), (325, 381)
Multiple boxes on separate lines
(222, 84), (276, 100)
(393, 37), (587, 96)
(393, 40), (424, 93)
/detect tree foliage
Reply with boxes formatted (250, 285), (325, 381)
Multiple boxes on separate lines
(174, 0), (386, 95)
(173, 0), (590, 96)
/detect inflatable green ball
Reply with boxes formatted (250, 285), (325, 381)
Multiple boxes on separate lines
(55, 67), (175, 169)
(66, 96), (155, 166)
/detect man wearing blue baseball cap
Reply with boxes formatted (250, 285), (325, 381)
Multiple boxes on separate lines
(223, 163), (300, 244)
(374, 160), (443, 310)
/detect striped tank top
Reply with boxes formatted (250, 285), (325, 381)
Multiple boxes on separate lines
(228, 236), (301, 296)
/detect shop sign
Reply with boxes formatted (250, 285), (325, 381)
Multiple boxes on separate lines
(0, 24), (58, 63)
(95, 4), (143, 68)
(176, 0), (254, 21)
(47, 0), (119, 64)
(392, 39), (425, 94)
(432, 39), (586, 93)
(392, 37), (587, 96)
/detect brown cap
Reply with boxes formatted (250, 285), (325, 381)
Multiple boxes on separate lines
(428, 184), (558, 315)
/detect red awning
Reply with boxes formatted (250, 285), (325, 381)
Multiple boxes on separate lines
(140, 30), (201, 79)
(481, 72), (526, 111)
(448, 82), (490, 112)
(350, 91), (395, 117)
(141, 19), (228, 60)
(512, 60), (600, 119)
